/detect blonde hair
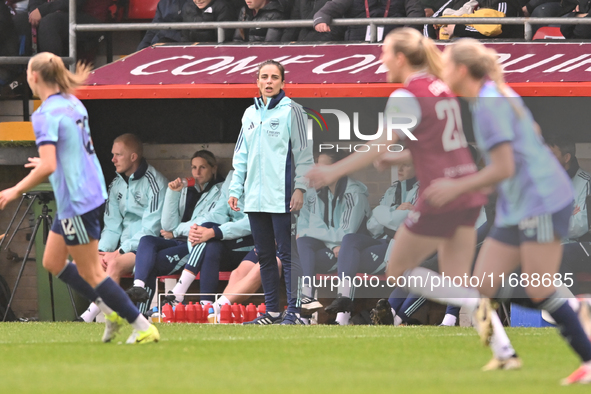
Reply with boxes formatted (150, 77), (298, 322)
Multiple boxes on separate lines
(447, 38), (523, 117)
(29, 53), (91, 95)
(385, 28), (443, 79)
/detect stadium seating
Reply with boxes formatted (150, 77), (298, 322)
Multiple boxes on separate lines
(532, 26), (564, 40)
(127, 0), (159, 20)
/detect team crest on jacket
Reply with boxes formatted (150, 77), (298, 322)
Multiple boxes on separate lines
(270, 118), (279, 130)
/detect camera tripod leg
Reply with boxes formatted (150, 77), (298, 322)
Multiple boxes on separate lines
(3, 195), (37, 250)
(3, 212), (43, 322)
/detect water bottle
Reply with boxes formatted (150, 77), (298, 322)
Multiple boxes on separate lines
(175, 303), (186, 323)
(181, 177), (196, 188)
(162, 303), (175, 323)
(220, 304), (232, 324)
(232, 303), (243, 324)
(186, 302), (197, 323)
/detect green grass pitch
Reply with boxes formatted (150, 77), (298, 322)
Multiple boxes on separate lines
(0, 323), (588, 393)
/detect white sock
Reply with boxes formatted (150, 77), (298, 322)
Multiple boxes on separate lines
(488, 311), (516, 360)
(130, 314), (151, 332)
(302, 285), (313, 298)
(403, 267), (480, 313)
(336, 312), (351, 325)
(393, 314), (403, 326)
(80, 303), (101, 322)
(172, 270), (196, 303)
(440, 314), (457, 326)
(216, 295), (231, 306)
(134, 279), (145, 288)
(95, 297), (114, 316)
(338, 282), (352, 299)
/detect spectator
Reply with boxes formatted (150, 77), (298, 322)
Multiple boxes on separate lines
(318, 162), (419, 325)
(163, 170), (254, 310)
(125, 150), (225, 313)
(233, 0), (287, 42)
(27, 0), (103, 57)
(281, 0), (346, 42)
(0, 2), (19, 85)
(313, 0), (424, 42)
(442, 0), (525, 39)
(297, 152), (371, 322)
(79, 134), (168, 322)
(137, 0), (189, 51)
(181, 0), (237, 42)
(560, 0), (591, 38)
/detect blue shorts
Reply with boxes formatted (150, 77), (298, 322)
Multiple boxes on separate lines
(488, 202), (573, 246)
(51, 207), (102, 246)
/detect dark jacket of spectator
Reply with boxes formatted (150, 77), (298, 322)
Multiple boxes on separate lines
(313, 0), (424, 41)
(138, 0), (189, 51)
(233, 0), (286, 42)
(281, 0), (346, 41)
(29, 0), (86, 17)
(182, 0), (237, 42)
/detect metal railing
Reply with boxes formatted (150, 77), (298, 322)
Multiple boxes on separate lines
(1, 0), (591, 68)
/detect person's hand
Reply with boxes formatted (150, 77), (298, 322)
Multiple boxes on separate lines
(573, 205), (581, 215)
(332, 246), (341, 258)
(444, 24), (455, 37)
(306, 164), (338, 190)
(188, 224), (200, 246)
(290, 189), (304, 212)
(29, 8), (42, 27)
(522, 6), (530, 17)
(24, 157), (41, 169)
(424, 178), (461, 208)
(396, 202), (414, 211)
(577, 12), (588, 17)
(315, 23), (331, 32)
(100, 251), (118, 271)
(160, 229), (173, 239)
(0, 187), (19, 210)
(189, 225), (214, 245)
(425, 7), (434, 17)
(228, 196), (240, 212)
(169, 178), (183, 192)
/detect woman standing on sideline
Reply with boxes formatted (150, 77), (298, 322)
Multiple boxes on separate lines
(228, 60), (314, 325)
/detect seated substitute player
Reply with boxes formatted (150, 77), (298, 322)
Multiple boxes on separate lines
(547, 136), (591, 288)
(129, 171), (253, 310)
(80, 134), (168, 322)
(126, 150), (225, 313)
(317, 162), (419, 325)
(297, 151), (371, 316)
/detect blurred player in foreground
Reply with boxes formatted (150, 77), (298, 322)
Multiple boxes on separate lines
(0, 53), (159, 344)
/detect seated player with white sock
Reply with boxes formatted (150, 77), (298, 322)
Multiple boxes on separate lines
(161, 170), (254, 310)
(321, 162), (419, 325)
(125, 150), (225, 313)
(297, 152), (371, 323)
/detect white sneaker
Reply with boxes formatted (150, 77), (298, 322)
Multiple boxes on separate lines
(102, 312), (125, 343)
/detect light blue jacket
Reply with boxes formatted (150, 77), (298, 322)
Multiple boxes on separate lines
(297, 177), (371, 251)
(188, 171), (252, 253)
(161, 180), (224, 238)
(367, 178), (419, 239)
(229, 90), (314, 213)
(98, 159), (168, 253)
(566, 165), (591, 242)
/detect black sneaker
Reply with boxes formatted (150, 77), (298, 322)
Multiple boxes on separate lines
(280, 312), (307, 325)
(300, 296), (323, 313)
(325, 294), (353, 314)
(370, 298), (394, 325)
(243, 312), (282, 325)
(162, 291), (179, 306)
(126, 286), (150, 304)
